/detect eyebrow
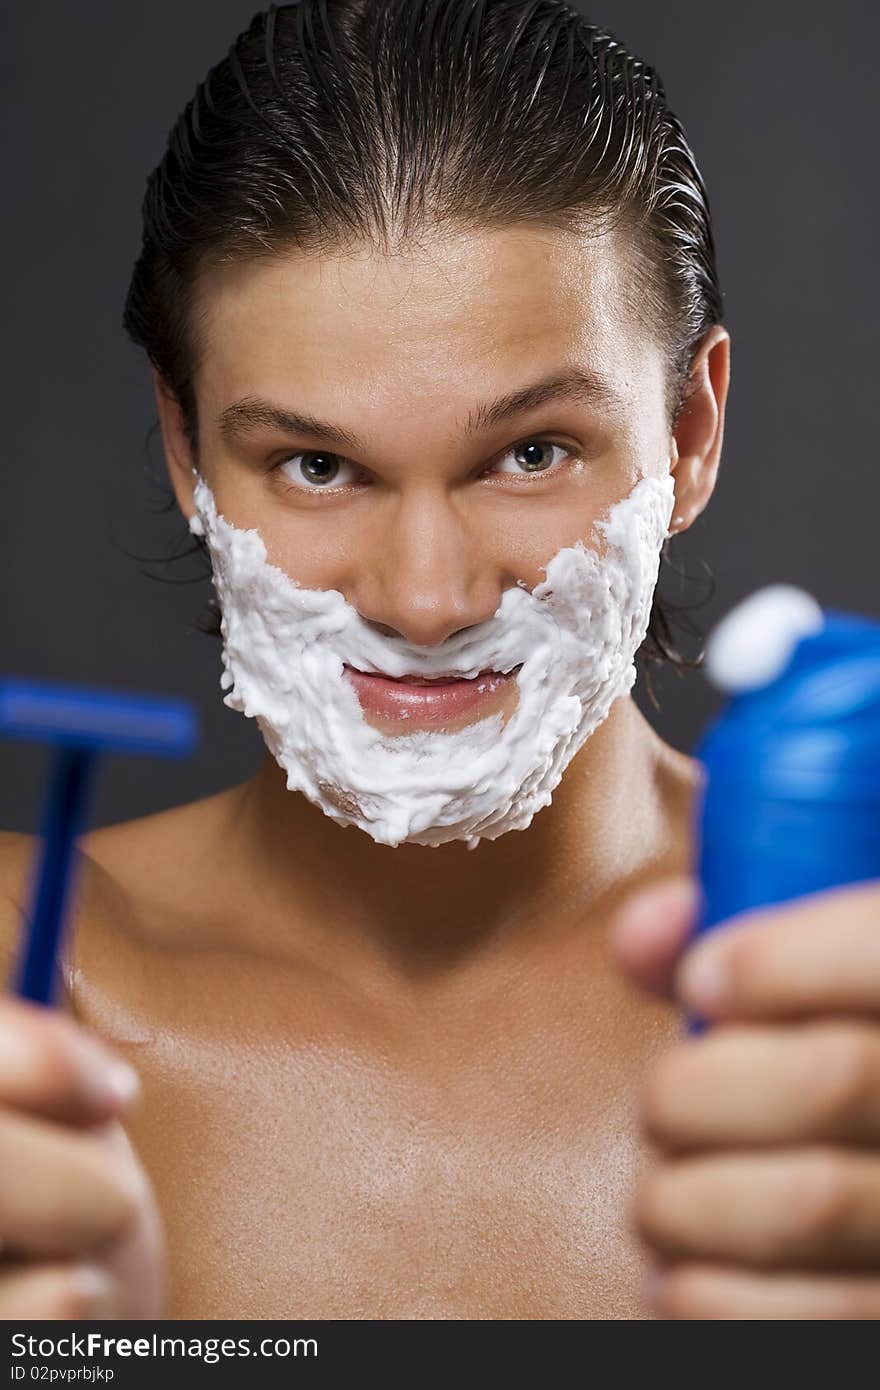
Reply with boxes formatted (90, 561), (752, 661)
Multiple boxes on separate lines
(216, 368), (625, 454)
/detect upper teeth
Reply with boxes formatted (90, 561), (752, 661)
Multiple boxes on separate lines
(398, 674), (459, 683)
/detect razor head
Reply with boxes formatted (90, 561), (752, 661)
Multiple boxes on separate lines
(0, 679), (198, 757)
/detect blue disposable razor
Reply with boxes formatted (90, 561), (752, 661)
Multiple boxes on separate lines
(0, 679), (198, 1005)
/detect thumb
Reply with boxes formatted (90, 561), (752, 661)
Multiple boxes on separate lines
(609, 875), (702, 1001)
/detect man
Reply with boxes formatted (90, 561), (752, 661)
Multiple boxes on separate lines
(0, 0), (877, 1320)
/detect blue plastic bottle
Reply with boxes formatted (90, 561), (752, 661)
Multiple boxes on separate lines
(692, 585), (880, 945)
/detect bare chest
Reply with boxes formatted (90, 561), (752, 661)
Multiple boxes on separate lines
(70, 910), (669, 1320)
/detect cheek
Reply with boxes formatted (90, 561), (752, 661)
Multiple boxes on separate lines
(261, 523), (346, 589)
(217, 499), (349, 589)
(489, 474), (630, 588)
(203, 466), (345, 588)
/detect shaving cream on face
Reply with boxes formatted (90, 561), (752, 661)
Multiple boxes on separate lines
(189, 471), (675, 848)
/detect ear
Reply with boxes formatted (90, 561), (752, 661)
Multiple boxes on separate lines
(667, 324), (731, 536)
(150, 364), (200, 527)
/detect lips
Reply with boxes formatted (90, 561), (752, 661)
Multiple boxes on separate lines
(343, 664), (517, 726)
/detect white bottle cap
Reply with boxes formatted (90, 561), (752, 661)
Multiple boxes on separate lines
(704, 584), (825, 693)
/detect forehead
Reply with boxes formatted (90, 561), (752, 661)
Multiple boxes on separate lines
(192, 224), (656, 415)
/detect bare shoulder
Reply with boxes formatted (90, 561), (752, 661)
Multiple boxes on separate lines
(631, 693), (705, 836)
(656, 738), (705, 804)
(0, 831), (40, 986)
(78, 786), (244, 944)
(647, 727), (705, 871)
(0, 788), (244, 985)
(0, 829), (37, 902)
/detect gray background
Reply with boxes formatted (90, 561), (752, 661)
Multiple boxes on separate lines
(1, 1), (876, 834)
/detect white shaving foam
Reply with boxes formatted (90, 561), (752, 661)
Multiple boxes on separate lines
(189, 471), (675, 848)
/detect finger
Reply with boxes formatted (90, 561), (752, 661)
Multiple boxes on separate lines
(0, 997), (139, 1126)
(609, 876), (701, 1000)
(647, 1263), (880, 1319)
(644, 1021), (880, 1151)
(636, 1146), (880, 1268)
(0, 1261), (118, 1319)
(676, 879), (880, 1022)
(0, 1111), (139, 1257)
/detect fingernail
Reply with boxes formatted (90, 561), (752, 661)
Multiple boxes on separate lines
(76, 1036), (141, 1108)
(73, 1266), (118, 1318)
(612, 889), (659, 939)
(103, 1057), (141, 1106)
(613, 878), (697, 943)
(679, 945), (729, 1012)
(643, 1268), (667, 1307)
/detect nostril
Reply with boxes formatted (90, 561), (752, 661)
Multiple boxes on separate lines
(360, 615), (480, 646)
(363, 618), (405, 641)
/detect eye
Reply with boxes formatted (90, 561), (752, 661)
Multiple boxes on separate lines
(276, 451), (360, 490)
(488, 439), (570, 478)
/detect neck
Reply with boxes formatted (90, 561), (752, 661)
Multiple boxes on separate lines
(220, 693), (689, 981)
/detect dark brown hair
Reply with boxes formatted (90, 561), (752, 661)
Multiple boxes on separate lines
(123, 0), (722, 699)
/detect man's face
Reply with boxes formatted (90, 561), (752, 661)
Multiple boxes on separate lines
(187, 223), (673, 734)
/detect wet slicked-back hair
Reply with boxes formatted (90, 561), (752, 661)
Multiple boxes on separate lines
(123, 0), (723, 689)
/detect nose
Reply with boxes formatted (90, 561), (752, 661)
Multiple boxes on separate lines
(349, 490), (505, 647)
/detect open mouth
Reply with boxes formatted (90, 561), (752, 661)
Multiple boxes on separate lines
(389, 669), (496, 685)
